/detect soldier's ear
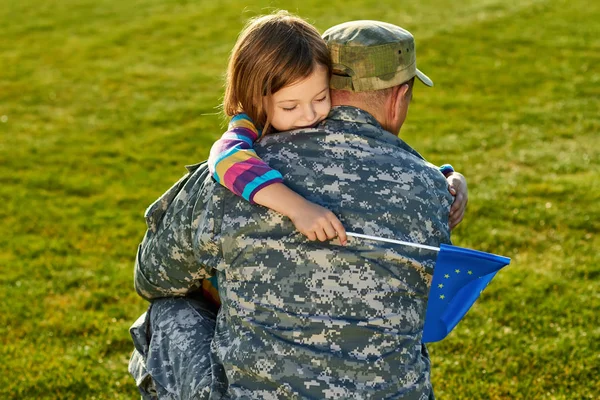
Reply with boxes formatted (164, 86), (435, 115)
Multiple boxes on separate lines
(399, 83), (411, 100)
(388, 84), (408, 123)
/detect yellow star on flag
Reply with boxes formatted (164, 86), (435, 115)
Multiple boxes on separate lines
(444, 274), (450, 279)
(438, 284), (444, 288)
(439, 294), (445, 300)
(455, 269), (460, 274)
(468, 270), (473, 275)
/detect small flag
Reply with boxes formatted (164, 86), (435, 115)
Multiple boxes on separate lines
(346, 233), (511, 343)
(422, 244), (510, 343)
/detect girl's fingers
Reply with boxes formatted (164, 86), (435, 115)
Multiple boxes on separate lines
(450, 194), (464, 216)
(305, 231), (317, 241)
(450, 205), (465, 229)
(315, 228), (328, 242)
(331, 218), (347, 245)
(451, 215), (463, 230)
(323, 222), (338, 240)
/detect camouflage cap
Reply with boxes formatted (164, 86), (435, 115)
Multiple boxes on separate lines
(322, 20), (433, 92)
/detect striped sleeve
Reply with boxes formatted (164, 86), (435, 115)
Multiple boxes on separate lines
(207, 114), (284, 203)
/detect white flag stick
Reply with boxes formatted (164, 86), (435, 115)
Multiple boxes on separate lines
(346, 232), (440, 252)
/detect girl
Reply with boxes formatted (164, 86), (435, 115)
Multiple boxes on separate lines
(208, 10), (467, 246)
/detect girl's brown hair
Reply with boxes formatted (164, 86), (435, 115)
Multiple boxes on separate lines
(223, 11), (331, 132)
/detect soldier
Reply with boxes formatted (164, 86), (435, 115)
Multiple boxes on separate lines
(130, 18), (466, 400)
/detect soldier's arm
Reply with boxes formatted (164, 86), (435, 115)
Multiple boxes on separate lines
(134, 164), (218, 301)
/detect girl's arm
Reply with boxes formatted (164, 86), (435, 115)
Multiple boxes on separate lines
(208, 114), (347, 245)
(252, 183), (346, 243)
(439, 164), (468, 230)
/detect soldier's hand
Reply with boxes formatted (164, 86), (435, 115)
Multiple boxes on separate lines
(289, 200), (347, 245)
(446, 172), (468, 230)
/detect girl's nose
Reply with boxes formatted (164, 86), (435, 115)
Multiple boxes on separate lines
(304, 105), (316, 122)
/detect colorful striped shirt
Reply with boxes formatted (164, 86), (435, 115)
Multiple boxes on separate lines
(208, 114), (284, 204)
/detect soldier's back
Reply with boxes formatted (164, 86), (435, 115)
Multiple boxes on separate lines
(212, 106), (452, 399)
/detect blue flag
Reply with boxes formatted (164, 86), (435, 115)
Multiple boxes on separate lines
(422, 244), (511, 343)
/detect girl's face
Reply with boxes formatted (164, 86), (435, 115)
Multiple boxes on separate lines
(264, 64), (331, 132)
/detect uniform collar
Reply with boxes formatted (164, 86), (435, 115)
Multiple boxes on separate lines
(327, 106), (383, 127)
(325, 106), (406, 147)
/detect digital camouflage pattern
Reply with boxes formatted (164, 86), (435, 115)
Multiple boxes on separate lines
(129, 297), (224, 400)
(130, 106), (453, 399)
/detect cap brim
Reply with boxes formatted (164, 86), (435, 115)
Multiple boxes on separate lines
(416, 68), (433, 87)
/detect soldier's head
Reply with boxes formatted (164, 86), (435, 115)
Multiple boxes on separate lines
(223, 11), (332, 133)
(322, 21), (433, 135)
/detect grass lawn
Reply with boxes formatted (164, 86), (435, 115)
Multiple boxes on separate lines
(1, 0), (598, 398)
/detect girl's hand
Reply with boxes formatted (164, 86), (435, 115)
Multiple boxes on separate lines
(288, 200), (347, 245)
(446, 172), (468, 230)
(253, 183), (347, 245)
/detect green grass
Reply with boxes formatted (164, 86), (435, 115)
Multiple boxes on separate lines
(1, 0), (598, 398)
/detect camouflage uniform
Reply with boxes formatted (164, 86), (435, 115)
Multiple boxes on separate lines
(129, 106), (453, 399)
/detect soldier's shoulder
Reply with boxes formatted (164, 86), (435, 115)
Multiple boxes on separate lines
(144, 162), (213, 233)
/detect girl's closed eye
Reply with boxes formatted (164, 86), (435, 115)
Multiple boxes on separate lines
(314, 96), (327, 103)
(282, 105), (297, 112)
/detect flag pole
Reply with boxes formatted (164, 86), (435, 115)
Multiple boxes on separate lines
(346, 232), (440, 252)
